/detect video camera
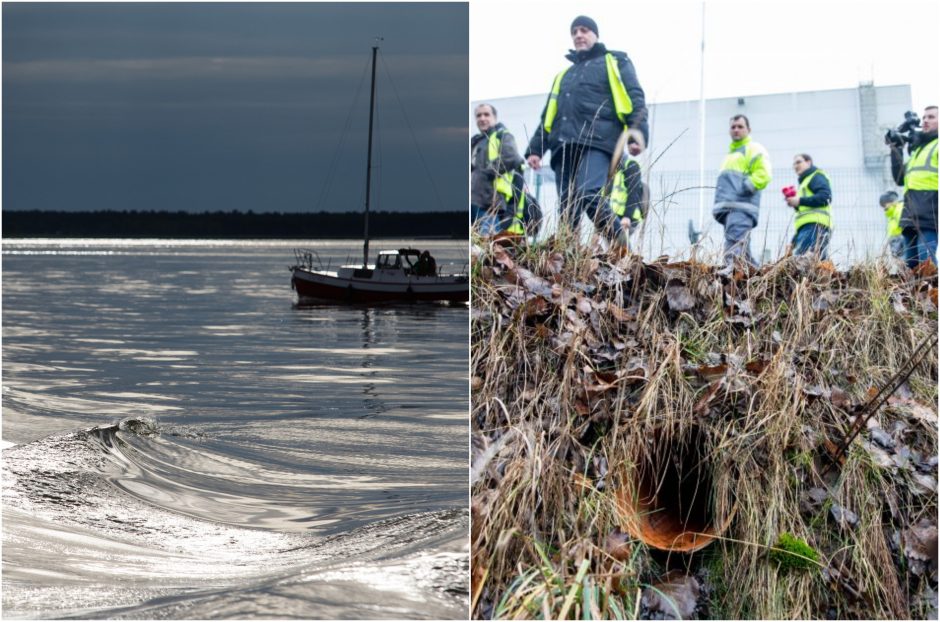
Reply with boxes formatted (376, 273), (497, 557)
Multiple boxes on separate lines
(885, 111), (922, 152)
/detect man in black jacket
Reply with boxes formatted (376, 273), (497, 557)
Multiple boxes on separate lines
(525, 16), (648, 246)
(889, 105), (938, 267)
(471, 103), (526, 235)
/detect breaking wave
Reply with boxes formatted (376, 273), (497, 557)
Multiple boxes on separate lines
(2, 418), (468, 619)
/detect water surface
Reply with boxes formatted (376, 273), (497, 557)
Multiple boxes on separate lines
(2, 239), (469, 619)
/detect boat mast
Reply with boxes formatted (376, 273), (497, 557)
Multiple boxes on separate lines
(362, 45), (378, 269)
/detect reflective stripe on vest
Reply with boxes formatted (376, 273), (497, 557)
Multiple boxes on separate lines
(543, 53), (634, 134)
(905, 138), (939, 192)
(487, 131), (514, 201)
(794, 169), (832, 230)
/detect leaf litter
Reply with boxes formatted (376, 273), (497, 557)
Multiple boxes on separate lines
(471, 236), (937, 619)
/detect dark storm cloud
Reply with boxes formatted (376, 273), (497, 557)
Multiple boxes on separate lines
(2, 3), (469, 213)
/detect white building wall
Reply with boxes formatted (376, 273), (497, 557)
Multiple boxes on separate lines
(472, 84), (913, 266)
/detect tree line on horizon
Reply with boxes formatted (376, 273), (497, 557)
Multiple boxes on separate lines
(2, 210), (469, 239)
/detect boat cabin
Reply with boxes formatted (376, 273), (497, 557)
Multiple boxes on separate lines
(376, 250), (405, 270)
(376, 248), (437, 276)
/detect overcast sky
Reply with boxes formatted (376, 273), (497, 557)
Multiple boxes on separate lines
(3, 2), (468, 213)
(470, 0), (938, 109)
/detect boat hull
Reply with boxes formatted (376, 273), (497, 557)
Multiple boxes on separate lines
(291, 267), (468, 304)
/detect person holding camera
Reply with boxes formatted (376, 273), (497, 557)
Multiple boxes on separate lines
(784, 154), (832, 259)
(887, 105), (938, 267)
(471, 103), (526, 236)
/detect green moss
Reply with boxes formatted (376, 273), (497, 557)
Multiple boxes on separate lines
(769, 533), (820, 571)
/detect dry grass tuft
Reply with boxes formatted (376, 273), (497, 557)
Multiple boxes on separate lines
(471, 231), (938, 620)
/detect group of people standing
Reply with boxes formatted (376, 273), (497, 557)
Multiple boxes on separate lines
(471, 15), (938, 270)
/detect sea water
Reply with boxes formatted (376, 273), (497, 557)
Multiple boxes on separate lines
(1, 239), (469, 619)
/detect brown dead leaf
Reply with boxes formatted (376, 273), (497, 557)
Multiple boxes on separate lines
(519, 296), (549, 320)
(913, 260), (938, 278)
(534, 323), (553, 340)
(696, 363), (728, 381)
(491, 244), (515, 270)
(572, 472), (594, 490)
(604, 529), (634, 561)
(693, 381), (722, 415)
(584, 375), (618, 395)
(607, 304), (637, 324)
(745, 359), (769, 375)
(816, 260), (837, 273)
(471, 489), (496, 542)
(831, 386), (852, 409)
(594, 370), (618, 384)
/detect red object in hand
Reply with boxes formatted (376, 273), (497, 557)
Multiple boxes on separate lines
(782, 185), (797, 198)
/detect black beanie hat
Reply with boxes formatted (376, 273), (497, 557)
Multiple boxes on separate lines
(570, 15), (598, 37)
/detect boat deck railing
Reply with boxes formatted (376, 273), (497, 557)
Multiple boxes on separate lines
(292, 248), (330, 272)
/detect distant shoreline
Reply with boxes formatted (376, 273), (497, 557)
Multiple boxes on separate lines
(2, 210), (469, 240)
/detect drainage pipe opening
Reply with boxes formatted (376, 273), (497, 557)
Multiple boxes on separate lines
(617, 426), (727, 552)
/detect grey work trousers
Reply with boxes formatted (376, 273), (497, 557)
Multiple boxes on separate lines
(551, 146), (625, 240)
(722, 211), (756, 266)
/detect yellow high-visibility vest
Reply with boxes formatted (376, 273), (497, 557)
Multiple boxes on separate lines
(543, 53), (633, 134)
(487, 130), (525, 234)
(609, 160), (644, 222)
(794, 169), (832, 230)
(884, 200), (903, 238)
(905, 138), (938, 192)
